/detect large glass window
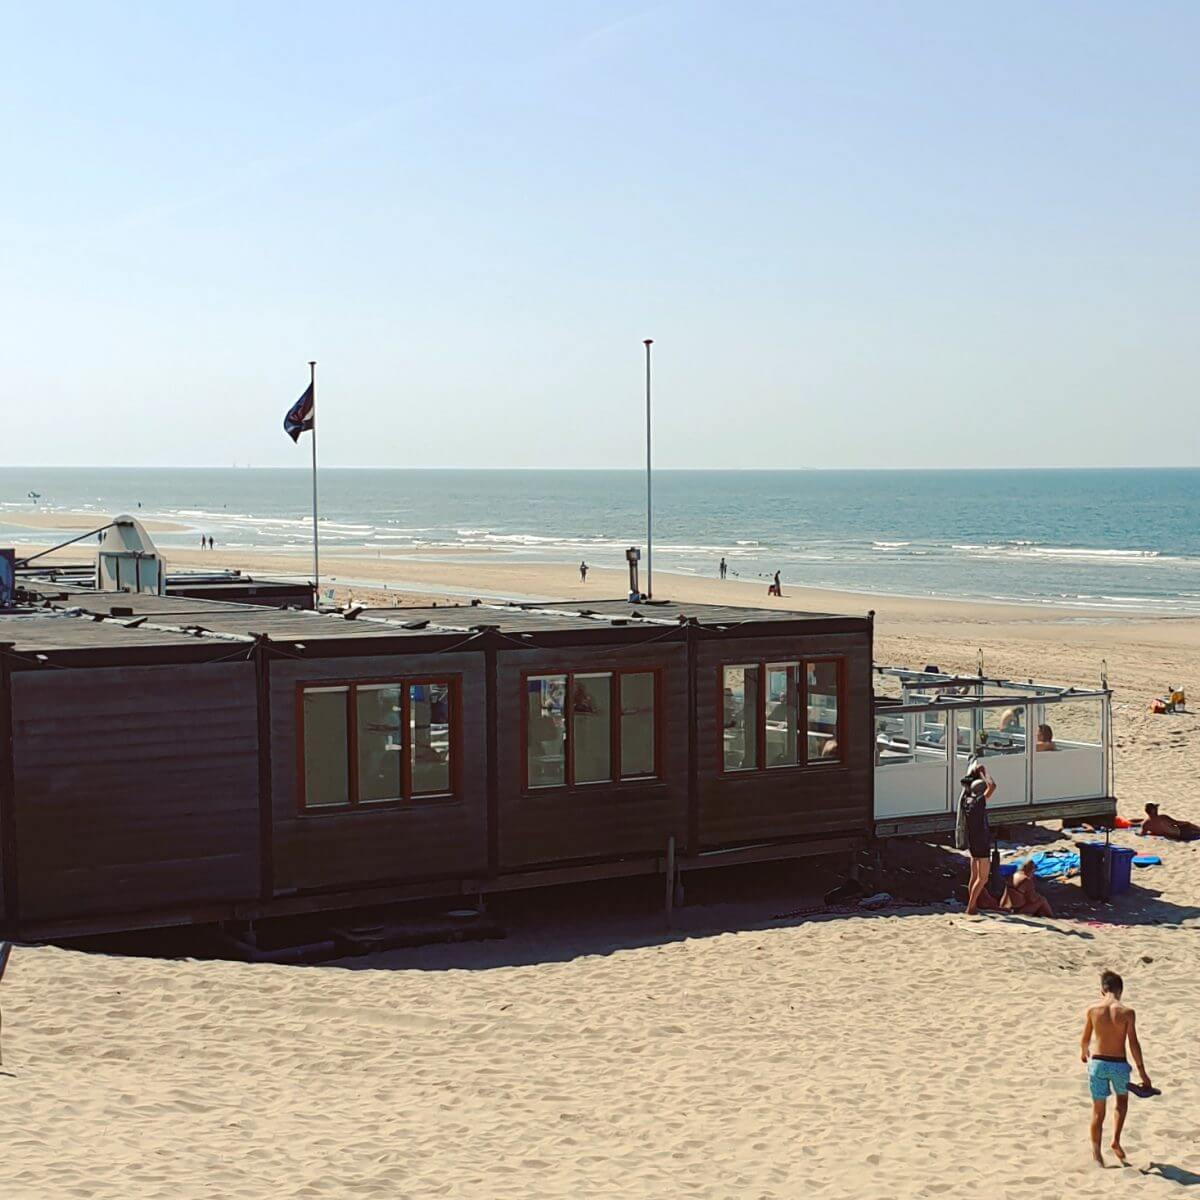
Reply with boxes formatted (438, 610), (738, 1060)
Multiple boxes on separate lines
(411, 682), (452, 795)
(723, 666), (760, 771)
(620, 673), (656, 778)
(766, 664), (800, 767)
(527, 675), (567, 788)
(807, 661), (841, 764)
(357, 685), (402, 802)
(527, 670), (659, 789)
(572, 674), (612, 784)
(722, 659), (843, 771)
(303, 688), (350, 808)
(300, 679), (456, 811)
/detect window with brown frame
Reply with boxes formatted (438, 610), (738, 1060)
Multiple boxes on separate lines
(526, 670), (658, 789)
(299, 679), (456, 811)
(722, 659), (842, 772)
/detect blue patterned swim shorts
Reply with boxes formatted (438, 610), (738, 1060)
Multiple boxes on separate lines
(1088, 1057), (1130, 1101)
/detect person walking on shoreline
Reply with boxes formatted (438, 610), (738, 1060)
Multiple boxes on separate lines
(579, 561), (588, 583)
(719, 557), (727, 580)
(1080, 970), (1152, 1166)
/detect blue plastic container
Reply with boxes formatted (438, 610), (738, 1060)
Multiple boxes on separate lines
(998, 862), (1019, 885)
(1109, 846), (1134, 895)
(1078, 842), (1135, 900)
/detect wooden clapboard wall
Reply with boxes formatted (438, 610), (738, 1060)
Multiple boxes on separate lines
(10, 663), (260, 922)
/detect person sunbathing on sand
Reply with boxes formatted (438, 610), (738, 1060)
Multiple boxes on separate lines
(1141, 802), (1200, 841)
(1001, 859), (1053, 916)
(1080, 970), (1151, 1167)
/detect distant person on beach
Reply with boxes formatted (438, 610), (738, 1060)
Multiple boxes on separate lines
(767, 570), (782, 597)
(200, 534), (207, 550)
(209, 536), (216, 551)
(1141, 802), (1200, 841)
(719, 557), (727, 580)
(1081, 970), (1151, 1166)
(1036, 723), (1055, 751)
(961, 761), (996, 915)
(1001, 858), (1053, 916)
(579, 561), (588, 583)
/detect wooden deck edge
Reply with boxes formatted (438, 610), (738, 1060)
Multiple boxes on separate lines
(13, 833), (876, 940)
(872, 796), (1118, 840)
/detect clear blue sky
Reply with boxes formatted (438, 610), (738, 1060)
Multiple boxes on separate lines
(3, 1), (1197, 468)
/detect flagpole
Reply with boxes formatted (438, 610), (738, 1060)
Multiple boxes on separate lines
(309, 360), (320, 606)
(643, 339), (653, 599)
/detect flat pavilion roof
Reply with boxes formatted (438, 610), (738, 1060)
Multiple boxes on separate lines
(0, 589), (868, 657)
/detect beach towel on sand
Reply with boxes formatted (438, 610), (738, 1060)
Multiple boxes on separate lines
(1006, 849), (1080, 880)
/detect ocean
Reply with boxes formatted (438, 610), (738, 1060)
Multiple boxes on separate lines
(3, 467), (1199, 614)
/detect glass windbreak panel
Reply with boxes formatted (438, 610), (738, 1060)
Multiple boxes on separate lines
(528, 676), (566, 788)
(874, 711), (952, 819)
(765, 664), (800, 767)
(620, 672), (656, 779)
(572, 674), (612, 784)
(1037, 700), (1100, 753)
(356, 685), (403, 802)
(411, 682), (452, 795)
(807, 661), (840, 762)
(1034, 698), (1106, 801)
(723, 665), (759, 770)
(303, 688), (349, 808)
(874, 710), (909, 766)
(977, 704), (1026, 757)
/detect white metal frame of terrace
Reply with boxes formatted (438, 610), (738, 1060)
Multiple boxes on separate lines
(872, 666), (1116, 837)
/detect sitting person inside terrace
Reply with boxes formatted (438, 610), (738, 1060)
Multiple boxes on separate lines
(1141, 802), (1200, 842)
(1001, 858), (1053, 917)
(1035, 723), (1056, 751)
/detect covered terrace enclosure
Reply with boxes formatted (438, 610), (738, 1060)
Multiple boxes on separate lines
(872, 666), (1116, 837)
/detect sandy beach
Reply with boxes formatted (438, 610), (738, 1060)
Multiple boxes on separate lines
(0, 510), (185, 534)
(3, 531), (1199, 1198)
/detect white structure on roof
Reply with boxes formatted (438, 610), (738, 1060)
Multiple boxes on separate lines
(97, 515), (165, 595)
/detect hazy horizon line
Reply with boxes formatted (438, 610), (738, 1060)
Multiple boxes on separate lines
(2, 464), (1199, 474)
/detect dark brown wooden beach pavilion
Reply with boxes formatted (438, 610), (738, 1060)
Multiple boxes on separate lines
(0, 592), (874, 939)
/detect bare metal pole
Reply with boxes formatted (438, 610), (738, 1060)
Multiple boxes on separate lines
(309, 361), (320, 605)
(15, 522), (116, 568)
(644, 338), (653, 599)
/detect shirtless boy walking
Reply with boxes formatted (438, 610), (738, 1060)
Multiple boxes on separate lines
(1080, 970), (1151, 1166)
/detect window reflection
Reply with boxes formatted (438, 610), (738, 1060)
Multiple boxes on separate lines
(723, 665), (760, 770)
(528, 675), (567, 788)
(620, 673), (656, 778)
(411, 682), (451, 795)
(808, 662), (840, 763)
